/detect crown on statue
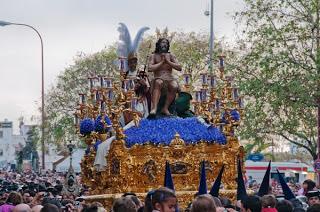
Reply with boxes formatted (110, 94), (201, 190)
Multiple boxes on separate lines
(155, 27), (175, 42)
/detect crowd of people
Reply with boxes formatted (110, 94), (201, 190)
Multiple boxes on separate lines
(0, 170), (99, 212)
(1, 169), (320, 212)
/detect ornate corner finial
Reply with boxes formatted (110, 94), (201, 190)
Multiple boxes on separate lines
(170, 132), (185, 145)
(155, 27), (175, 41)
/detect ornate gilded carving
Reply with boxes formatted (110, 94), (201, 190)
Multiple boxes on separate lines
(143, 160), (157, 182)
(170, 162), (190, 174)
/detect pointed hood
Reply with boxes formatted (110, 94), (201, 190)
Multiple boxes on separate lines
(276, 169), (295, 200)
(209, 165), (225, 197)
(258, 161), (271, 197)
(164, 161), (174, 190)
(198, 161), (207, 195)
(237, 159), (247, 200)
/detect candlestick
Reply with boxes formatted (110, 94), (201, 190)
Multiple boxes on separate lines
(200, 73), (208, 85)
(104, 77), (112, 88)
(195, 91), (201, 102)
(238, 96), (244, 109)
(88, 77), (94, 90)
(99, 76), (104, 88)
(201, 88), (207, 102)
(74, 113), (79, 126)
(232, 87), (239, 101)
(128, 78), (135, 91)
(219, 56), (225, 68)
(79, 94), (86, 104)
(123, 80), (129, 92)
(209, 74), (217, 88)
(96, 91), (100, 102)
(107, 89), (113, 100)
(183, 73), (191, 85)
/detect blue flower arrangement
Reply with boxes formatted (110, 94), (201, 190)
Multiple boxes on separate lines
(80, 118), (95, 136)
(94, 115), (112, 133)
(124, 117), (226, 147)
(221, 109), (241, 124)
(230, 109), (240, 121)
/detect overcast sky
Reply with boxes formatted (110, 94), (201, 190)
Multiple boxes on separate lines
(0, 0), (244, 133)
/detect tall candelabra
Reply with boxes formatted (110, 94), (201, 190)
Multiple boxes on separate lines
(183, 56), (244, 137)
(74, 58), (140, 149)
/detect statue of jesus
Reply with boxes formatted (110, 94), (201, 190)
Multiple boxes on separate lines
(148, 38), (182, 117)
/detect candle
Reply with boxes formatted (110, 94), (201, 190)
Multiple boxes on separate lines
(123, 80), (128, 92)
(209, 75), (217, 88)
(232, 87), (239, 100)
(183, 74), (191, 85)
(74, 113), (79, 125)
(200, 73), (208, 85)
(195, 91), (201, 102)
(219, 57), (224, 68)
(104, 78), (111, 88)
(94, 77), (100, 88)
(88, 78), (94, 89)
(96, 91), (100, 101)
(201, 89), (207, 102)
(100, 76), (104, 87)
(215, 99), (220, 111)
(79, 94), (85, 104)
(129, 78), (135, 90)
(238, 97), (244, 109)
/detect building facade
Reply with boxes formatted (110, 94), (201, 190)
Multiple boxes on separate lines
(0, 119), (36, 170)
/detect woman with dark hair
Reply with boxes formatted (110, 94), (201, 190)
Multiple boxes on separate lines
(144, 187), (177, 212)
(0, 191), (22, 212)
(298, 179), (316, 196)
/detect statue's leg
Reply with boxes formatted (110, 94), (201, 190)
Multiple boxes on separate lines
(150, 79), (163, 115)
(161, 81), (178, 116)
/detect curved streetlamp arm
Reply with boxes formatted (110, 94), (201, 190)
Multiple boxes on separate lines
(0, 21), (45, 170)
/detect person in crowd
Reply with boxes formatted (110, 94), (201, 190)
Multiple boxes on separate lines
(144, 187), (177, 212)
(22, 190), (33, 204)
(190, 194), (216, 212)
(122, 192), (144, 211)
(31, 205), (43, 212)
(40, 203), (59, 212)
(240, 195), (262, 212)
(112, 196), (137, 212)
(276, 200), (293, 212)
(306, 190), (320, 206)
(12, 203), (31, 212)
(0, 191), (23, 212)
(298, 180), (316, 196)
(261, 195), (277, 212)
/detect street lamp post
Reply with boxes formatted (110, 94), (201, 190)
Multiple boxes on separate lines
(0, 20), (45, 170)
(204, 0), (214, 74)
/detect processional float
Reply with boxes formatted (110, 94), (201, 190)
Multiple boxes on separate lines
(74, 26), (245, 209)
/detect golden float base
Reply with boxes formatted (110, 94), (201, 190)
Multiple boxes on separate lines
(80, 134), (245, 210)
